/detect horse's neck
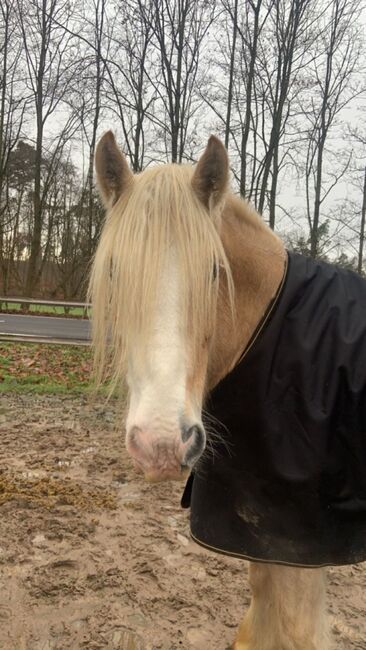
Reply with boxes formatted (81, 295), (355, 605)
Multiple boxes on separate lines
(207, 196), (286, 390)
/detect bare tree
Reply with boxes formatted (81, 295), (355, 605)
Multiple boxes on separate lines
(222, 0), (238, 149)
(304, 0), (363, 257)
(211, 0), (270, 196)
(341, 126), (366, 274)
(72, 0), (110, 259)
(151, 0), (216, 162)
(0, 0), (27, 293)
(104, 0), (156, 171)
(211, 0), (317, 231)
(17, 0), (77, 296)
(357, 166), (366, 274)
(256, 0), (316, 226)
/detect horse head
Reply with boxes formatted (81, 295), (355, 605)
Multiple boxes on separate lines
(90, 131), (233, 481)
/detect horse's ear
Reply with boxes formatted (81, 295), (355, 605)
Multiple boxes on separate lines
(95, 131), (134, 207)
(192, 135), (229, 210)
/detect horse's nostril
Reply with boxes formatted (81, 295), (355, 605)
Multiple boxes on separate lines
(182, 425), (196, 443)
(182, 424), (205, 444)
(182, 425), (206, 466)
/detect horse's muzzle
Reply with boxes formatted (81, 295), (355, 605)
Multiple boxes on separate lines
(126, 423), (206, 482)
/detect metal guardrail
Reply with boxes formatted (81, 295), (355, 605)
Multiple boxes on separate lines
(0, 333), (90, 346)
(0, 297), (90, 309)
(0, 297), (91, 345)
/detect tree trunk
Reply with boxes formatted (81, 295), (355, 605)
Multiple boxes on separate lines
(224, 0), (238, 150)
(358, 166), (366, 275)
(239, 1), (262, 200)
(25, 0), (47, 296)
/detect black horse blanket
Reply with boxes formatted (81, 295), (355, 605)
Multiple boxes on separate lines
(182, 252), (366, 567)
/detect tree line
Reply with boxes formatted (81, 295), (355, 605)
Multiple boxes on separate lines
(0, 0), (365, 299)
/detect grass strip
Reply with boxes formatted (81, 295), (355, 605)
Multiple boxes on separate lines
(0, 303), (86, 318)
(0, 342), (93, 394)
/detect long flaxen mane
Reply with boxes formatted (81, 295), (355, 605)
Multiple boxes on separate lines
(88, 161), (234, 390)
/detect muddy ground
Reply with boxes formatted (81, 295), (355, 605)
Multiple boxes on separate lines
(0, 393), (365, 650)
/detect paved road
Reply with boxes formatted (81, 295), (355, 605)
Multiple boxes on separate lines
(0, 313), (91, 344)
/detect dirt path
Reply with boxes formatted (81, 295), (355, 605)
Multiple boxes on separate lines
(0, 393), (365, 650)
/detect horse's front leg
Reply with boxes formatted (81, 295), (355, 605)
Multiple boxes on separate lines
(233, 562), (329, 650)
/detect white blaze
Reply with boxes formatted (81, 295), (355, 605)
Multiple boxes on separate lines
(126, 251), (190, 437)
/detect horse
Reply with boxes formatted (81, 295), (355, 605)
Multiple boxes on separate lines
(89, 130), (366, 650)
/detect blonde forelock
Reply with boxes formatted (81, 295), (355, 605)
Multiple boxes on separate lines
(88, 163), (234, 391)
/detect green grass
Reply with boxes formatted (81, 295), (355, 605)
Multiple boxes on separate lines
(0, 343), (93, 394)
(0, 379), (89, 394)
(0, 302), (86, 317)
